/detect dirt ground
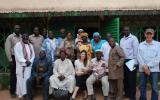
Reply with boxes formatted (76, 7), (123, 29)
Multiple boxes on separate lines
(0, 88), (160, 100)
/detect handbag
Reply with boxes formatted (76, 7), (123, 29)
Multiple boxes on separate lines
(52, 88), (69, 99)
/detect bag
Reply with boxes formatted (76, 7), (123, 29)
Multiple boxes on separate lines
(52, 88), (69, 100)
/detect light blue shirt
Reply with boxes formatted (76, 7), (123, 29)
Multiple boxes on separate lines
(41, 38), (56, 63)
(120, 34), (139, 63)
(137, 40), (160, 72)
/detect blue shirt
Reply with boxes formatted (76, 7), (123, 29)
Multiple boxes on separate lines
(41, 38), (56, 63)
(31, 57), (52, 78)
(91, 39), (107, 52)
(137, 40), (160, 72)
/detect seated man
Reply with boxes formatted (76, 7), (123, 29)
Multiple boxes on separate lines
(86, 49), (109, 100)
(27, 50), (52, 100)
(49, 48), (75, 97)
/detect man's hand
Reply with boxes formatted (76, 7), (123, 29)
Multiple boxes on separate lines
(36, 76), (42, 81)
(143, 64), (150, 76)
(25, 61), (31, 66)
(101, 63), (106, 67)
(82, 68), (88, 74)
(58, 75), (65, 81)
(10, 61), (14, 65)
(113, 65), (119, 70)
(97, 73), (106, 79)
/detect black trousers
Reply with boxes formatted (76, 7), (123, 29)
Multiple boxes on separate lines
(123, 59), (137, 100)
(9, 55), (17, 95)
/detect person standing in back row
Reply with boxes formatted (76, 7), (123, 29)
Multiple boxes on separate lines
(5, 24), (22, 97)
(137, 28), (160, 100)
(108, 37), (125, 100)
(29, 26), (44, 57)
(120, 26), (139, 100)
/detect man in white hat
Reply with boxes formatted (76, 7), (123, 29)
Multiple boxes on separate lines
(86, 49), (109, 100)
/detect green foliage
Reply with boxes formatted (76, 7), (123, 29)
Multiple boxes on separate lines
(0, 47), (9, 72)
(0, 73), (9, 90)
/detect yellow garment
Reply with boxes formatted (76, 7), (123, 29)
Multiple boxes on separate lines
(79, 43), (93, 59)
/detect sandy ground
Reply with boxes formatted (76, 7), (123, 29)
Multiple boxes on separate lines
(0, 88), (159, 100)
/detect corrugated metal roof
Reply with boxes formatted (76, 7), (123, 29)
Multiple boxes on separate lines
(0, 0), (160, 13)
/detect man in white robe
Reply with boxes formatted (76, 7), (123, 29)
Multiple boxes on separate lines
(49, 49), (75, 94)
(14, 33), (35, 99)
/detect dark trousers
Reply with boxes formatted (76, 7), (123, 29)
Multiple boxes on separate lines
(27, 76), (49, 100)
(10, 55), (17, 95)
(109, 79), (123, 100)
(123, 59), (137, 100)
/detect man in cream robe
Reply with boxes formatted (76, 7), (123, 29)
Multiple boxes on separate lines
(14, 33), (35, 99)
(49, 49), (75, 94)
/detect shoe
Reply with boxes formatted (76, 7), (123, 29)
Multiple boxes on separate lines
(104, 96), (108, 100)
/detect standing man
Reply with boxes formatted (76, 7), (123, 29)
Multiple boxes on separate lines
(137, 28), (160, 100)
(108, 37), (125, 100)
(5, 24), (22, 97)
(42, 30), (56, 63)
(55, 28), (66, 59)
(29, 26), (44, 57)
(106, 32), (118, 45)
(42, 28), (48, 39)
(120, 26), (139, 100)
(14, 33), (35, 100)
(75, 29), (84, 47)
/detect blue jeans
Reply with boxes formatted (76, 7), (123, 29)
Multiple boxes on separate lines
(139, 72), (159, 100)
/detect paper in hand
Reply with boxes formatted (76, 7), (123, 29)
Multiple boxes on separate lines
(125, 59), (135, 71)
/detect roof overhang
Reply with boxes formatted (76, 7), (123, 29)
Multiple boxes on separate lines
(0, 0), (160, 18)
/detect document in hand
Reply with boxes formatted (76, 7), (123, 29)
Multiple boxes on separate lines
(125, 59), (135, 71)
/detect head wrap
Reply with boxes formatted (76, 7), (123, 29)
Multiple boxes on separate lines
(93, 32), (101, 38)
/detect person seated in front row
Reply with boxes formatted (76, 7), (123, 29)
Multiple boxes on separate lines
(49, 48), (75, 97)
(71, 50), (90, 100)
(86, 49), (109, 100)
(26, 50), (52, 100)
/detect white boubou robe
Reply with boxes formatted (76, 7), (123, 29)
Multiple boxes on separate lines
(14, 42), (35, 98)
(49, 58), (75, 93)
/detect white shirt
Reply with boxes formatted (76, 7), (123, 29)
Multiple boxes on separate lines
(75, 59), (85, 70)
(101, 42), (111, 62)
(120, 34), (139, 62)
(137, 40), (160, 72)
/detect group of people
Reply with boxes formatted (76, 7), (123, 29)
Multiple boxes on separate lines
(4, 24), (160, 100)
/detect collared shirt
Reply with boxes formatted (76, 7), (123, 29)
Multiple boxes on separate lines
(29, 34), (44, 57)
(137, 40), (160, 72)
(41, 38), (56, 63)
(5, 33), (21, 61)
(120, 34), (139, 63)
(101, 42), (111, 62)
(89, 58), (108, 77)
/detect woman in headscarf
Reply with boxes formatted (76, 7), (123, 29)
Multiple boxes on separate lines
(77, 32), (93, 60)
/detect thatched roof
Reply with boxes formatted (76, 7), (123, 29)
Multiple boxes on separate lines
(1, 0), (160, 13)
